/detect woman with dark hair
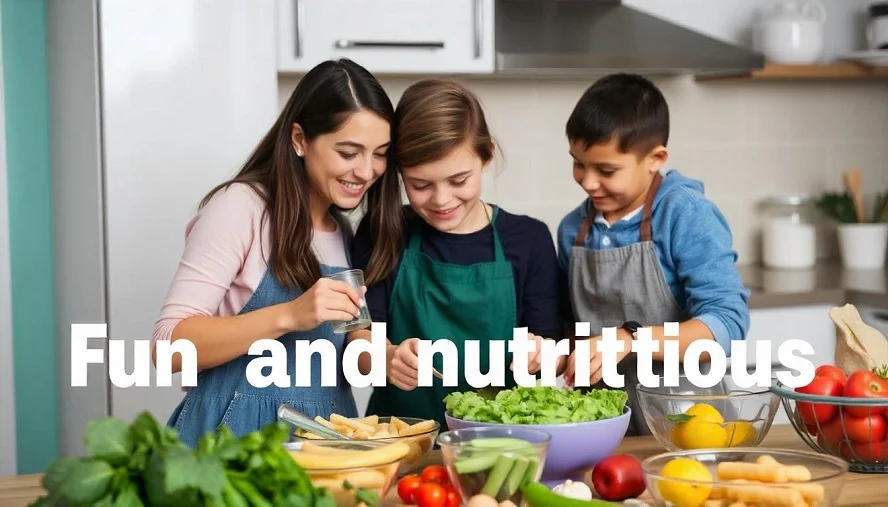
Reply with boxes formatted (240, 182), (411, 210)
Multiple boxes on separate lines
(152, 59), (404, 447)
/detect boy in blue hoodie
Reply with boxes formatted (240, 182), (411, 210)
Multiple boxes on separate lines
(558, 73), (750, 436)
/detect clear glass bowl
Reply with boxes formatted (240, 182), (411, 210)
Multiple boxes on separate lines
(771, 380), (888, 473)
(636, 375), (781, 452)
(292, 416), (439, 474)
(437, 426), (551, 506)
(642, 448), (848, 507)
(283, 439), (406, 504)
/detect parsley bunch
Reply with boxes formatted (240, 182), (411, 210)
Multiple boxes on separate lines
(29, 412), (378, 507)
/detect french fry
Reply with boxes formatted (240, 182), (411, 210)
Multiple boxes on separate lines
(401, 419), (437, 436)
(702, 500), (729, 507)
(390, 416), (409, 434)
(330, 414), (376, 434)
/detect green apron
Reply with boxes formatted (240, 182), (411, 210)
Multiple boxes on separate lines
(366, 205), (518, 430)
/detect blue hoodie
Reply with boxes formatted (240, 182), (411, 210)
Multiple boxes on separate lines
(556, 169), (750, 353)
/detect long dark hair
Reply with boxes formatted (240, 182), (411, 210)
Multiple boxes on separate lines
(201, 59), (403, 289)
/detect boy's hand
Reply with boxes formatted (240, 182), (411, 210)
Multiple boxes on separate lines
(388, 338), (420, 391)
(562, 334), (632, 387)
(512, 333), (565, 375)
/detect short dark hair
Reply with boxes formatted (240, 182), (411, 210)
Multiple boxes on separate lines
(565, 73), (669, 157)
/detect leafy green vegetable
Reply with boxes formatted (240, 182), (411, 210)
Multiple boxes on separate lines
(443, 386), (627, 424)
(30, 412), (377, 507)
(815, 190), (888, 223)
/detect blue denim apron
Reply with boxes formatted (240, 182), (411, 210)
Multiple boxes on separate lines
(167, 220), (359, 448)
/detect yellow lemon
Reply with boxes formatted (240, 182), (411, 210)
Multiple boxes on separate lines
(669, 425), (685, 448)
(724, 421), (757, 447)
(675, 420), (727, 449)
(683, 403), (724, 424)
(658, 458), (713, 507)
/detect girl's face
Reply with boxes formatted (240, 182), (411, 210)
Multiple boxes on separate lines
(570, 138), (667, 221)
(402, 142), (490, 233)
(293, 110), (391, 211)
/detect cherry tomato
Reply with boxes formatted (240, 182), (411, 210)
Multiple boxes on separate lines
(413, 482), (448, 507)
(420, 465), (450, 485)
(444, 484), (461, 507)
(397, 474), (423, 503)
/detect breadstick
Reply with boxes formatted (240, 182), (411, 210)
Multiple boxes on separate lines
(725, 485), (807, 507)
(710, 485), (727, 499)
(781, 482), (825, 504)
(754, 455), (811, 481)
(757, 455), (779, 466)
(717, 462), (789, 483)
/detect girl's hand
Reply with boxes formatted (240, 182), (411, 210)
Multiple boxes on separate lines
(286, 277), (363, 332)
(388, 338), (420, 391)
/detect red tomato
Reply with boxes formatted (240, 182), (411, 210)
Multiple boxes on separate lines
(815, 365), (848, 386)
(397, 474), (423, 503)
(842, 413), (888, 444)
(842, 440), (888, 462)
(796, 376), (843, 425)
(420, 465), (450, 485)
(444, 485), (461, 507)
(843, 370), (888, 417)
(817, 417), (847, 452)
(414, 483), (448, 507)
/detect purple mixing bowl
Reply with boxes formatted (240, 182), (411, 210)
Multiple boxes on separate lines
(444, 405), (631, 485)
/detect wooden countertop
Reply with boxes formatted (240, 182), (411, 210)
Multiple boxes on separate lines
(1, 426), (887, 507)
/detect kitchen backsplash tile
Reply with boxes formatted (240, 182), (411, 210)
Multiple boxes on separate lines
(279, 75), (888, 265)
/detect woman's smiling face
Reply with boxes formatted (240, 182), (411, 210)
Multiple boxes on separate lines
(402, 141), (489, 233)
(295, 110), (391, 210)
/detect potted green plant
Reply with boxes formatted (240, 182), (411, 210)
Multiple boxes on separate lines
(815, 184), (888, 270)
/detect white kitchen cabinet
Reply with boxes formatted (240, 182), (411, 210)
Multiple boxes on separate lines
(730, 305), (836, 425)
(275, 0), (495, 74)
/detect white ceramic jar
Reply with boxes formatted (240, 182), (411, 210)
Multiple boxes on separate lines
(753, 0), (826, 64)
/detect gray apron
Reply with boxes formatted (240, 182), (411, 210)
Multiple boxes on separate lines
(568, 172), (687, 436)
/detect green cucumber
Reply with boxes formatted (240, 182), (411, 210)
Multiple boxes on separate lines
(505, 456), (529, 495)
(453, 451), (500, 475)
(469, 437), (532, 449)
(481, 454), (515, 497)
(522, 456), (540, 485)
(520, 482), (618, 507)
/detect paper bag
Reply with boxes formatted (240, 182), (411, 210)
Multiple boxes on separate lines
(829, 304), (888, 373)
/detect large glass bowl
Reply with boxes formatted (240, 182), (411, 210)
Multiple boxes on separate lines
(437, 426), (551, 506)
(642, 448), (849, 507)
(284, 439), (407, 504)
(771, 380), (888, 473)
(636, 375), (781, 452)
(292, 416), (439, 474)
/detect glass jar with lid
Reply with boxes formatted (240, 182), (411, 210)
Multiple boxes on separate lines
(760, 194), (818, 270)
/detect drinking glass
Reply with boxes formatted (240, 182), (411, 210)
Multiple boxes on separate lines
(327, 269), (371, 333)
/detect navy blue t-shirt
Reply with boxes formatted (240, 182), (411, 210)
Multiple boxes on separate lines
(351, 205), (565, 340)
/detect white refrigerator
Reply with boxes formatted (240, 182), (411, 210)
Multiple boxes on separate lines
(48, 0), (281, 457)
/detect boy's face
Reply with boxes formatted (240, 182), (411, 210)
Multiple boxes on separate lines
(569, 138), (667, 220)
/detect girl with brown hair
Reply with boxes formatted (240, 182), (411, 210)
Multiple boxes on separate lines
(349, 78), (565, 429)
(152, 59), (404, 448)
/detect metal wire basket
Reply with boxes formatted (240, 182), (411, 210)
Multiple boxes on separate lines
(771, 381), (888, 473)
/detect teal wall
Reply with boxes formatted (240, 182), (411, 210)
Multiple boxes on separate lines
(2, 0), (59, 473)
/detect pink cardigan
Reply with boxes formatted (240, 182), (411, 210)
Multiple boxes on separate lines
(153, 183), (349, 342)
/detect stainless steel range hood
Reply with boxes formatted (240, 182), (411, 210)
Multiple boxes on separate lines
(494, 0), (765, 76)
